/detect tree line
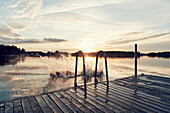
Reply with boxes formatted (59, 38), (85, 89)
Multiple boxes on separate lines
(0, 45), (25, 55)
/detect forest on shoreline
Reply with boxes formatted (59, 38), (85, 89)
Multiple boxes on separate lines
(0, 44), (170, 58)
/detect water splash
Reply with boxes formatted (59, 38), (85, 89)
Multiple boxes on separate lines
(40, 56), (55, 74)
(41, 55), (105, 79)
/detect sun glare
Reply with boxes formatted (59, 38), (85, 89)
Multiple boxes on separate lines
(79, 39), (94, 53)
(84, 48), (92, 53)
(85, 56), (91, 62)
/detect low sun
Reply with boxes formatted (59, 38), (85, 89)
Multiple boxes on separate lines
(84, 48), (92, 53)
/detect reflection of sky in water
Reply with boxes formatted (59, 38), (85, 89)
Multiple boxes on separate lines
(0, 56), (170, 102)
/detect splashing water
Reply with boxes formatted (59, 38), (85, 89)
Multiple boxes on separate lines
(40, 55), (105, 78)
(40, 56), (55, 74)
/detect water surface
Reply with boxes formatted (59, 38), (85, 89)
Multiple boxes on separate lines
(0, 55), (170, 102)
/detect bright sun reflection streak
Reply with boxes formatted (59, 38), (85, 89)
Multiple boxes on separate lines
(85, 56), (91, 62)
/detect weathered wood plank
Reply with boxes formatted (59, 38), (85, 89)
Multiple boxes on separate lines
(77, 87), (125, 113)
(115, 79), (170, 101)
(54, 92), (83, 113)
(140, 74), (170, 83)
(36, 95), (52, 113)
(48, 93), (73, 113)
(101, 82), (170, 110)
(42, 94), (63, 113)
(88, 85), (155, 113)
(85, 86), (134, 113)
(127, 76), (170, 88)
(13, 99), (23, 113)
(22, 98), (33, 113)
(112, 80), (162, 100)
(97, 83), (170, 113)
(120, 77), (170, 92)
(65, 90), (104, 113)
(29, 97), (43, 113)
(69, 89), (114, 113)
(4, 101), (13, 113)
(86, 86), (144, 113)
(0, 103), (4, 113)
(59, 91), (93, 113)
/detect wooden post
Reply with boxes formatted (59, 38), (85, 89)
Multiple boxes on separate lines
(134, 44), (138, 94)
(135, 44), (137, 76)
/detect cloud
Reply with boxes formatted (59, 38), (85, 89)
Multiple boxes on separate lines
(44, 38), (66, 42)
(8, 23), (27, 30)
(1, 0), (170, 52)
(120, 31), (145, 36)
(41, 0), (134, 14)
(9, 0), (42, 19)
(0, 0), (43, 42)
(0, 24), (22, 38)
(108, 32), (170, 45)
(0, 37), (67, 44)
(6, 0), (43, 31)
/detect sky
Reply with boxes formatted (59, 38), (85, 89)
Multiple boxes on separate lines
(0, 0), (170, 52)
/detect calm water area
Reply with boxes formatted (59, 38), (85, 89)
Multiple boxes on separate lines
(0, 55), (170, 102)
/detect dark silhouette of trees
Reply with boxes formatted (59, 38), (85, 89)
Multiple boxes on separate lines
(0, 44), (25, 55)
(147, 51), (170, 58)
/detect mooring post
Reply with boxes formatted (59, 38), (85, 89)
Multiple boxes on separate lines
(135, 44), (137, 76)
(134, 44), (138, 94)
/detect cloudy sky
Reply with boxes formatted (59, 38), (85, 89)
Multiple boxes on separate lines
(0, 0), (170, 52)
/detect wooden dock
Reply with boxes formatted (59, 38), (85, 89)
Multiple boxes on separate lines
(0, 74), (170, 113)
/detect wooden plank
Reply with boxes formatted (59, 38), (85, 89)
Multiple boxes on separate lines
(115, 79), (170, 101)
(112, 80), (163, 100)
(102, 82), (170, 110)
(42, 94), (63, 113)
(126, 75), (170, 87)
(48, 93), (73, 113)
(29, 97), (43, 113)
(4, 101), (13, 113)
(77, 87), (125, 113)
(59, 91), (93, 113)
(0, 103), (4, 113)
(86, 86), (145, 113)
(140, 74), (170, 83)
(139, 76), (170, 87)
(54, 92), (83, 113)
(86, 85), (134, 113)
(121, 77), (170, 92)
(97, 83), (170, 113)
(13, 99), (23, 113)
(36, 96), (52, 113)
(69, 89), (114, 113)
(84, 86), (134, 113)
(88, 85), (156, 113)
(65, 90), (104, 113)
(22, 98), (33, 113)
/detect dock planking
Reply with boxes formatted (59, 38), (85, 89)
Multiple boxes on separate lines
(21, 98), (33, 113)
(0, 103), (4, 113)
(0, 74), (170, 113)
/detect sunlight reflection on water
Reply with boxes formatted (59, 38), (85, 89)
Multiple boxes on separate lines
(0, 56), (170, 102)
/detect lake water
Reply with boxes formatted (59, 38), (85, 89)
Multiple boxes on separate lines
(0, 55), (170, 102)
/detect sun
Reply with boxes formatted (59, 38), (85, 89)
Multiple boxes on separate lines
(84, 48), (92, 53)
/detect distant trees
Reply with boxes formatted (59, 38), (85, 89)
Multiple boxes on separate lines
(0, 45), (25, 55)
(71, 51), (139, 58)
(147, 51), (170, 58)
